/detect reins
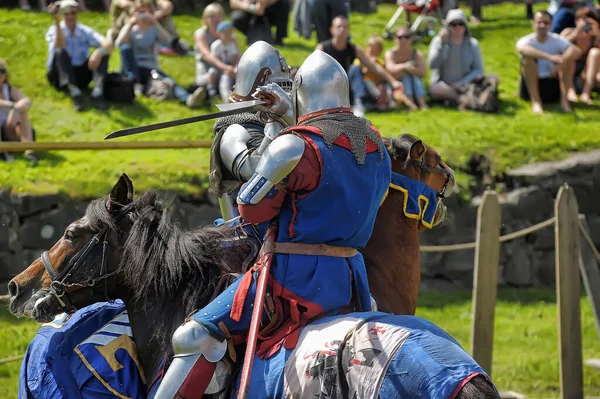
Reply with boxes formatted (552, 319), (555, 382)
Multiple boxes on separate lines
(41, 202), (136, 311)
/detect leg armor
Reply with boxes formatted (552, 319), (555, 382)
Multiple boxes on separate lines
(154, 320), (228, 399)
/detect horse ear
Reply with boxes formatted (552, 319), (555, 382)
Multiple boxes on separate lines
(409, 140), (426, 162)
(107, 173), (134, 213)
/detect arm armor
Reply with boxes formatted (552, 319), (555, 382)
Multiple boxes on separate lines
(237, 134), (305, 205)
(219, 123), (263, 182)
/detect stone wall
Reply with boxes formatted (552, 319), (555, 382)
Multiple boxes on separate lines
(1, 151), (600, 291)
(420, 150), (600, 288)
(0, 191), (221, 285)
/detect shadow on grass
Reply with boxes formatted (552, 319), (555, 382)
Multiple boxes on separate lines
(107, 99), (155, 120)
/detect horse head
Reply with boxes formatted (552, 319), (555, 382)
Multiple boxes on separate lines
(383, 134), (455, 230)
(8, 174), (136, 322)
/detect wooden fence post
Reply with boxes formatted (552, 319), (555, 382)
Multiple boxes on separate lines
(555, 185), (583, 399)
(471, 190), (502, 378)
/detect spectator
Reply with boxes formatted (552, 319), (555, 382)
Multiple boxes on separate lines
(302, 0), (350, 43)
(107, 0), (189, 55)
(353, 35), (399, 111)
(316, 16), (403, 116)
(550, 0), (592, 34)
(517, 10), (582, 113)
(45, 0), (112, 111)
(193, 3), (236, 98)
(428, 9), (484, 104)
(230, 0), (291, 45)
(108, 0), (136, 44)
(0, 58), (37, 165)
(560, 6), (600, 103)
(385, 26), (429, 110)
(154, 0), (191, 55)
(209, 21), (240, 102)
(116, 0), (205, 108)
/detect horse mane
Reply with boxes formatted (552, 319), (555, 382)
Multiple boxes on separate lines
(382, 134), (419, 161)
(87, 191), (251, 351)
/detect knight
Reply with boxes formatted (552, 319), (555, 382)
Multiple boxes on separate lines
(153, 50), (391, 399)
(210, 40), (293, 222)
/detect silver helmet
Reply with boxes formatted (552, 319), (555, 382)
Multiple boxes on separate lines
(292, 50), (350, 120)
(231, 41), (292, 102)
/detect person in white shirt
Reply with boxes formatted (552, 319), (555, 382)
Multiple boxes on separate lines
(516, 10), (582, 114)
(45, 0), (113, 112)
(208, 20), (240, 102)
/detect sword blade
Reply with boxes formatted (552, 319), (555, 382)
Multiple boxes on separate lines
(104, 102), (265, 140)
(214, 99), (266, 112)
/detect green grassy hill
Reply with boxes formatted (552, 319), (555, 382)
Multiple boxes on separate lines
(1, 2), (599, 199)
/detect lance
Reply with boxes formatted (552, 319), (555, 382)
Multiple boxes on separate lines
(104, 100), (267, 140)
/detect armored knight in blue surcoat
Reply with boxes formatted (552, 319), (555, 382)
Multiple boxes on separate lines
(153, 50), (391, 399)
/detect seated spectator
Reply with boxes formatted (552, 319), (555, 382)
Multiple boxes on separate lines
(230, 0), (291, 45)
(0, 58), (37, 165)
(560, 7), (600, 103)
(45, 0), (112, 111)
(154, 0), (191, 55)
(116, 0), (205, 108)
(316, 16), (403, 117)
(385, 26), (429, 110)
(108, 0), (136, 43)
(108, 0), (189, 55)
(517, 10), (582, 113)
(193, 3), (236, 99)
(550, 0), (582, 33)
(427, 9), (484, 104)
(209, 21), (240, 102)
(352, 35), (397, 111)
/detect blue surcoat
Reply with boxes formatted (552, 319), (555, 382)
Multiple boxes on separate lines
(191, 117), (391, 358)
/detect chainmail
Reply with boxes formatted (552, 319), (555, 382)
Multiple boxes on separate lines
(300, 113), (384, 164)
(209, 112), (267, 197)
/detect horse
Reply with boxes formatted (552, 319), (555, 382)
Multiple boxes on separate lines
(7, 174), (496, 399)
(361, 134), (454, 315)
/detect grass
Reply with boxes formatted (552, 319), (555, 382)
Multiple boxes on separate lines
(1, 2), (600, 199)
(2, 288), (600, 398)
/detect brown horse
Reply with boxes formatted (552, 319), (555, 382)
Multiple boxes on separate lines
(362, 135), (454, 315)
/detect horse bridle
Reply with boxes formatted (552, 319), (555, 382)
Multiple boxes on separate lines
(40, 202), (135, 311)
(410, 158), (454, 198)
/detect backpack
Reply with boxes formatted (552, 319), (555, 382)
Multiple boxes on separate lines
(457, 74), (500, 113)
(103, 73), (135, 104)
(145, 71), (176, 101)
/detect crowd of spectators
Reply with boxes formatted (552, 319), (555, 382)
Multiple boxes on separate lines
(2, 0), (600, 165)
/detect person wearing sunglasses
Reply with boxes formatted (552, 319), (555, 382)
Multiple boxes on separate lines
(427, 9), (485, 105)
(45, 0), (113, 112)
(0, 58), (38, 165)
(385, 26), (429, 110)
(516, 10), (582, 113)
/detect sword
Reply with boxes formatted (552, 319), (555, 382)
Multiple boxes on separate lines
(104, 100), (267, 140)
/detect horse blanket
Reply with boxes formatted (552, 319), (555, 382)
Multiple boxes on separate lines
(19, 302), (493, 398)
(19, 300), (146, 399)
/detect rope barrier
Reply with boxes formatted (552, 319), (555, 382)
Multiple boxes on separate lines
(420, 217), (557, 253)
(580, 220), (600, 265)
(0, 354), (24, 365)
